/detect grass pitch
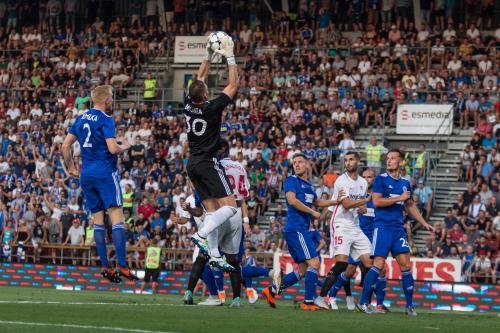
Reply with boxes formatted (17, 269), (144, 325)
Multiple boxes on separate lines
(0, 286), (498, 333)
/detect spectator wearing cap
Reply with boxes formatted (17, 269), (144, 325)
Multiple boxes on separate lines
(63, 218), (84, 265)
(472, 249), (492, 283)
(467, 194), (486, 225)
(413, 178), (433, 219)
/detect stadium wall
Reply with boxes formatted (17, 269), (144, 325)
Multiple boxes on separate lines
(0, 263), (498, 313)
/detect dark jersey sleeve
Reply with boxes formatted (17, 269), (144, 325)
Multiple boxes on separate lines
(210, 93), (232, 115)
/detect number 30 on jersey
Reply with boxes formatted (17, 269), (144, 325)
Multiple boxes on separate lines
(185, 115), (207, 136)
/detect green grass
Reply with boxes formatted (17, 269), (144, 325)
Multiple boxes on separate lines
(0, 286), (498, 333)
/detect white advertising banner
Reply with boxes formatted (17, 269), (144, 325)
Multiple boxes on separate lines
(397, 104), (454, 135)
(174, 36), (208, 63)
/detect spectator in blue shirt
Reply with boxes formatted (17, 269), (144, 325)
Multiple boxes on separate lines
(481, 132), (496, 151)
(150, 212), (166, 231)
(124, 223), (135, 246)
(134, 224), (150, 242)
(477, 155), (493, 180)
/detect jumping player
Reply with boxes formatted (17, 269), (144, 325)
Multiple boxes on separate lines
(183, 33), (240, 304)
(314, 152), (372, 310)
(262, 153), (341, 310)
(62, 84), (137, 283)
(357, 149), (433, 316)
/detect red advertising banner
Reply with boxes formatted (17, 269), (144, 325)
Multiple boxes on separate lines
(278, 254), (462, 282)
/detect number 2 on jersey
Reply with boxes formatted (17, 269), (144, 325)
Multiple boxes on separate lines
(226, 174), (248, 197)
(400, 237), (409, 248)
(83, 123), (92, 147)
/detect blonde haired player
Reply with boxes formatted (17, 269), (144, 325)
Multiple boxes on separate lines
(62, 84), (137, 283)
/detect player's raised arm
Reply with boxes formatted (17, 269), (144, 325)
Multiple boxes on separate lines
(214, 34), (238, 99)
(197, 35), (212, 82)
(61, 133), (78, 178)
(405, 199), (434, 231)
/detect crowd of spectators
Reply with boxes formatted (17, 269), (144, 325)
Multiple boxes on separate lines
(442, 100), (499, 282)
(0, 2), (497, 281)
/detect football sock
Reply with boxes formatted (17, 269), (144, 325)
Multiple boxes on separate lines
(360, 266), (380, 305)
(320, 261), (347, 297)
(187, 256), (208, 292)
(343, 277), (352, 296)
(206, 228), (221, 257)
(304, 267), (319, 303)
(241, 266), (270, 288)
(212, 267), (224, 292)
(360, 265), (369, 287)
(228, 258), (242, 299)
(376, 276), (387, 305)
(111, 222), (126, 267)
(273, 270), (300, 293)
(94, 224), (109, 267)
(201, 264), (218, 296)
(401, 269), (414, 307)
(329, 272), (348, 298)
(242, 265), (270, 278)
(198, 206), (237, 238)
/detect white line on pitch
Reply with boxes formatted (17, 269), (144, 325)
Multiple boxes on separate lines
(0, 300), (183, 307)
(0, 320), (178, 333)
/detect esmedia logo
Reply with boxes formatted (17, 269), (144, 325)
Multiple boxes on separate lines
(401, 109), (409, 120)
(178, 41), (205, 51)
(409, 110), (450, 119)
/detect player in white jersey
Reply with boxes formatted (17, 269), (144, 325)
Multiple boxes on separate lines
(315, 151), (373, 310)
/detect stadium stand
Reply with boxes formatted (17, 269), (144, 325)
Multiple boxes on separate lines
(0, 0), (498, 284)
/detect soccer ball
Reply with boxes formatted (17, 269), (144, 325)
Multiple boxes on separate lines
(208, 31), (229, 53)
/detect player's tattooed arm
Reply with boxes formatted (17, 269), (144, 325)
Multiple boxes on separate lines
(181, 201), (203, 218)
(405, 199), (434, 232)
(106, 138), (130, 155)
(286, 191), (321, 219)
(61, 133), (78, 177)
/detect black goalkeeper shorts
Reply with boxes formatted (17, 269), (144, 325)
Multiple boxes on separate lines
(187, 157), (233, 202)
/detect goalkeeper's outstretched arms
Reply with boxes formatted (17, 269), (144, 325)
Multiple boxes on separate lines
(214, 35), (238, 99)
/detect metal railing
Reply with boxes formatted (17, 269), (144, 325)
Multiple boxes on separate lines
(1, 243), (274, 270)
(427, 105), (456, 191)
(110, 86), (500, 111)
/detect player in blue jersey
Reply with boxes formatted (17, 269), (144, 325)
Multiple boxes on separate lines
(356, 149), (433, 316)
(262, 153), (342, 310)
(62, 85), (138, 283)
